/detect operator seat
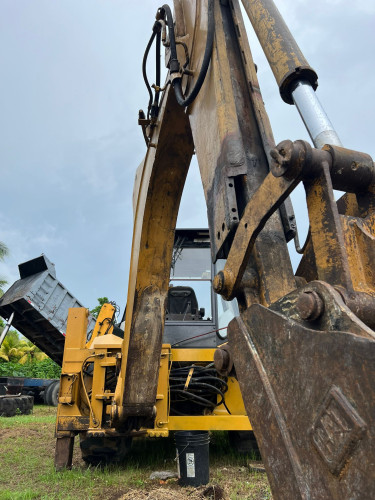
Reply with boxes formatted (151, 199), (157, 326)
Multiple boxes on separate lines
(166, 286), (200, 320)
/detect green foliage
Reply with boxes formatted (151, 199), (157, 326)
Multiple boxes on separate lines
(0, 309), (60, 379)
(0, 330), (23, 362)
(0, 241), (8, 261)
(90, 296), (109, 318)
(0, 241), (9, 295)
(5, 329), (19, 343)
(0, 358), (61, 378)
(0, 331), (48, 364)
(26, 358), (61, 378)
(17, 340), (48, 365)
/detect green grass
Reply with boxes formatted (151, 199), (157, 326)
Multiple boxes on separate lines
(0, 406), (271, 499)
(0, 408), (55, 428)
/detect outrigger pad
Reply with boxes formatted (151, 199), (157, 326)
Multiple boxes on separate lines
(229, 283), (375, 500)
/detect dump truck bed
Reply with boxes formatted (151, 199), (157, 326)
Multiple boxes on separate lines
(0, 255), (95, 366)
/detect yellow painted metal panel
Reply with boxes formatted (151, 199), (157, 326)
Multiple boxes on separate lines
(171, 348), (215, 362)
(168, 415), (251, 431)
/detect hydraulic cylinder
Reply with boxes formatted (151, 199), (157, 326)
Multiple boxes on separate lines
(241, 0), (341, 147)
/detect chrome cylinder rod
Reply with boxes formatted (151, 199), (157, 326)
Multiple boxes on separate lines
(0, 312), (14, 347)
(292, 81), (342, 149)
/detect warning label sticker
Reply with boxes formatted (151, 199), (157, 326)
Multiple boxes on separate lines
(186, 452), (195, 478)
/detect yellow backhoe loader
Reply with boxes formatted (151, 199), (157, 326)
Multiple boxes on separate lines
(54, 1), (375, 498)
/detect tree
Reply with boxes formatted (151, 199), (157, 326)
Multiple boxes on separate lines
(0, 241), (9, 296)
(0, 241), (8, 261)
(90, 297), (110, 318)
(17, 340), (47, 365)
(0, 331), (23, 362)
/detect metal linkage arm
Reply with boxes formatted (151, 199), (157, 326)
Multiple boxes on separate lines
(215, 139), (375, 301)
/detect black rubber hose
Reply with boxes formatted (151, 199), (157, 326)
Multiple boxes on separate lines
(169, 375), (228, 392)
(143, 21), (163, 119)
(171, 363), (215, 373)
(160, 5), (179, 73)
(171, 389), (217, 408)
(156, 29), (161, 89)
(161, 0), (215, 107)
(150, 30), (162, 118)
(142, 31), (156, 119)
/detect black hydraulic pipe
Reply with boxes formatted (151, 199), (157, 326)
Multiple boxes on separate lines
(161, 0), (215, 107)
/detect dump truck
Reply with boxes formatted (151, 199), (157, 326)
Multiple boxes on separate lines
(0, 254), (96, 413)
(52, 1), (375, 498)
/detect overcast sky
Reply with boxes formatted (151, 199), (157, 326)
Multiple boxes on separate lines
(0, 0), (374, 317)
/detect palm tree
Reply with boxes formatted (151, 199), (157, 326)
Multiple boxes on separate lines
(0, 241), (9, 296)
(0, 241), (8, 260)
(18, 340), (47, 365)
(0, 333), (23, 362)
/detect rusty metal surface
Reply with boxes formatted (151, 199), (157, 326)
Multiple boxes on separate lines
(183, 0), (296, 309)
(55, 434), (74, 471)
(240, 0), (318, 103)
(304, 163), (353, 291)
(117, 86), (194, 423)
(229, 281), (375, 499)
(213, 343), (234, 377)
(322, 145), (375, 193)
(213, 171), (297, 300)
(122, 285), (162, 418)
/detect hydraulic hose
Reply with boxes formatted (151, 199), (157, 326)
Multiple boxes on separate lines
(169, 363), (231, 416)
(161, 0), (215, 107)
(142, 28), (157, 119)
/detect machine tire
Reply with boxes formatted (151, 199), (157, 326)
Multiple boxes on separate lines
(0, 398), (17, 417)
(44, 382), (55, 406)
(20, 395), (34, 414)
(49, 381), (60, 407)
(7, 398), (17, 417)
(0, 398), (6, 416)
(0, 395), (34, 416)
(17, 396), (27, 413)
(228, 431), (260, 457)
(13, 397), (22, 414)
(26, 395), (34, 413)
(79, 433), (132, 466)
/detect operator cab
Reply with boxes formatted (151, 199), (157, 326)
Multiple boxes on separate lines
(163, 229), (239, 347)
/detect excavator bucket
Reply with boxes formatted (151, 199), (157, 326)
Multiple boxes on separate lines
(229, 281), (375, 500)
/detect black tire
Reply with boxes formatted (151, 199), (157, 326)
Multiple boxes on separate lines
(79, 433), (132, 466)
(49, 381), (60, 407)
(228, 431), (260, 457)
(26, 395), (34, 413)
(44, 382), (55, 406)
(7, 398), (17, 417)
(20, 395), (34, 414)
(0, 398), (6, 416)
(17, 396), (27, 413)
(13, 397), (22, 414)
(0, 398), (17, 417)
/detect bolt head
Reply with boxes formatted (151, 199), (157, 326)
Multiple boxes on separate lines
(214, 348), (230, 372)
(214, 346), (234, 376)
(213, 271), (225, 293)
(297, 291), (324, 321)
(270, 140), (294, 178)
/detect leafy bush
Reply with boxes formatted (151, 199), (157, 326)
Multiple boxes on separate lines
(0, 358), (61, 378)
